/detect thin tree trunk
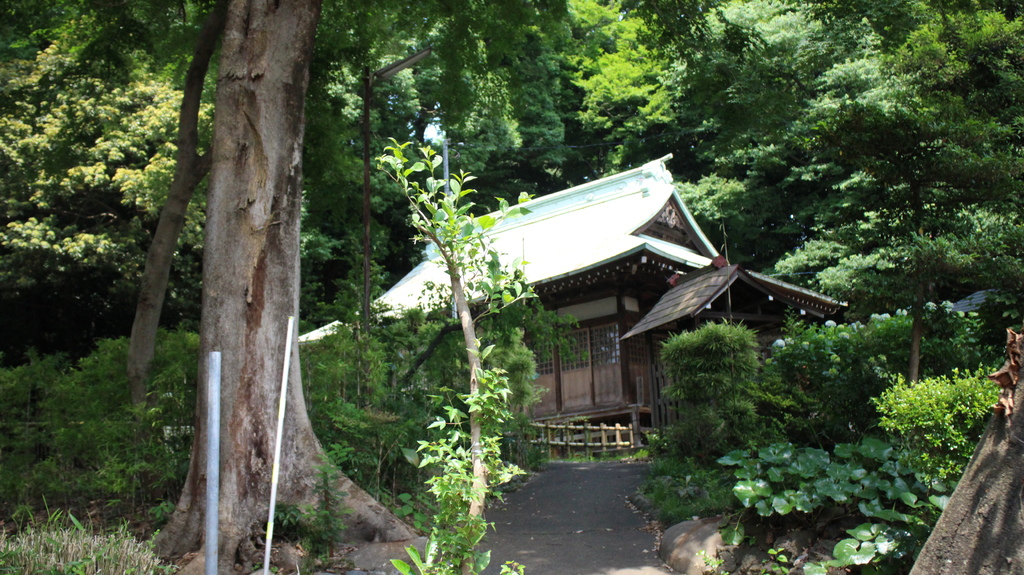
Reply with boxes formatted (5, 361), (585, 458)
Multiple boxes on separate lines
(126, 0), (227, 407)
(447, 270), (487, 575)
(154, 1), (414, 570)
(908, 283), (925, 382)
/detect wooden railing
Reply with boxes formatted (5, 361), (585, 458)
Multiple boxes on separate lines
(531, 422), (635, 458)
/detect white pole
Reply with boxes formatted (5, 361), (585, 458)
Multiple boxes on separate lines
(263, 316), (295, 575)
(205, 351), (221, 575)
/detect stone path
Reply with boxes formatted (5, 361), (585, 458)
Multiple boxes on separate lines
(480, 460), (672, 575)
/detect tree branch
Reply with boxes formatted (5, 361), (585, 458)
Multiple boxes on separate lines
(401, 321), (462, 387)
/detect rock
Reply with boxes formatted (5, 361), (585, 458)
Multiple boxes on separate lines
(733, 544), (770, 568)
(628, 492), (656, 515)
(275, 543), (305, 572)
(775, 529), (815, 557)
(658, 517), (723, 575)
(344, 537), (427, 575)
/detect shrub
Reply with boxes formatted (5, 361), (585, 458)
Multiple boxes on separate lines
(0, 330), (197, 516)
(761, 305), (994, 446)
(302, 325), (432, 503)
(661, 322), (760, 402)
(655, 399), (778, 461)
(875, 368), (997, 484)
(659, 323), (775, 459)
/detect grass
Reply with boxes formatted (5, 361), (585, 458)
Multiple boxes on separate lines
(641, 457), (738, 524)
(0, 513), (170, 575)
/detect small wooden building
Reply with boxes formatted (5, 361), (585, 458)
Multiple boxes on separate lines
(379, 155), (842, 432)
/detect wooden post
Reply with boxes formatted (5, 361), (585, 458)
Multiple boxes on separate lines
(585, 424), (592, 459)
(615, 423), (623, 447)
(630, 408), (641, 447)
(600, 423), (608, 450)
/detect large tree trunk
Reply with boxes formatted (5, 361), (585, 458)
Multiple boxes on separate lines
(127, 0), (226, 407)
(910, 328), (1023, 575)
(154, 1), (414, 571)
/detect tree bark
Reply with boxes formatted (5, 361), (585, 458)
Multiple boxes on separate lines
(127, 0), (226, 407)
(153, 1), (414, 570)
(910, 328), (1024, 575)
(907, 283), (925, 383)
(447, 269), (487, 575)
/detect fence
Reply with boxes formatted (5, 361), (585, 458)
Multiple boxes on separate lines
(530, 422), (636, 458)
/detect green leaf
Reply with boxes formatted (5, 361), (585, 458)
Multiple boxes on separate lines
(390, 559), (415, 575)
(898, 491), (919, 506)
(858, 438), (894, 461)
(792, 491), (815, 513)
(478, 215), (497, 230)
(69, 513), (85, 532)
(848, 523), (878, 542)
(858, 499), (883, 518)
(474, 550), (492, 572)
(772, 495), (794, 515)
(803, 563), (830, 575)
(834, 443), (856, 459)
(734, 479), (771, 507)
(755, 499), (773, 516)
(718, 450), (748, 466)
(929, 494), (950, 510)
(833, 539), (863, 564)
(721, 523), (745, 545)
(401, 447), (420, 467)
(850, 541), (877, 564)
(873, 508), (910, 522)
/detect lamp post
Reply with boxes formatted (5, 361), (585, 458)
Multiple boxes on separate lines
(362, 47), (432, 328)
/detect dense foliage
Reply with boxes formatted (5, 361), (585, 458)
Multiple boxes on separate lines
(0, 331), (197, 518)
(2, 0), (1021, 570)
(719, 439), (949, 574)
(876, 369), (997, 484)
(758, 305), (994, 445)
(656, 323), (774, 460)
(3, 0), (1021, 363)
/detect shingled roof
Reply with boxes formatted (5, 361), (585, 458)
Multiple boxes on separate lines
(621, 264), (844, 340)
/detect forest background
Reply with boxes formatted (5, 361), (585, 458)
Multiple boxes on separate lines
(3, 0), (1022, 364)
(0, 0), (1022, 571)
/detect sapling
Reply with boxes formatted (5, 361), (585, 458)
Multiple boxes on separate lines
(379, 141), (535, 575)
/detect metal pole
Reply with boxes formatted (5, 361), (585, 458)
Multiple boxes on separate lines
(443, 138), (450, 196)
(205, 351), (221, 575)
(263, 317), (296, 575)
(360, 48), (431, 332)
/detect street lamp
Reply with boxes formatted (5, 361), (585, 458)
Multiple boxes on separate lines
(362, 47), (432, 328)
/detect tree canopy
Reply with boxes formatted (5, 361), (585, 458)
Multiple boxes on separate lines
(2, 0), (1021, 394)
